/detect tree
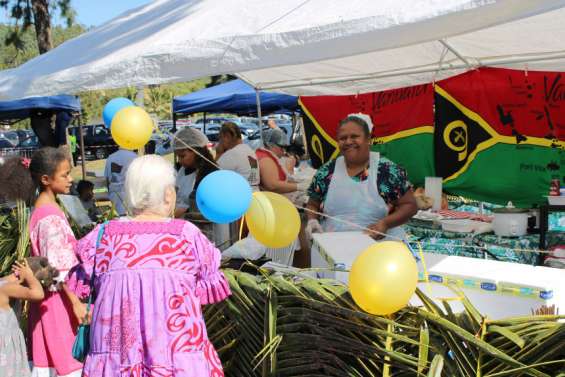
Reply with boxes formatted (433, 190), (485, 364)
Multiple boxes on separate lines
(0, 23), (84, 69)
(1, 0), (74, 53)
(206, 74), (237, 88)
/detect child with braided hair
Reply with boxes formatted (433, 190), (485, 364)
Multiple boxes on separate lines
(0, 257), (59, 377)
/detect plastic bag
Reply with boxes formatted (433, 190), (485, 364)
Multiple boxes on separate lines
(223, 236), (267, 260)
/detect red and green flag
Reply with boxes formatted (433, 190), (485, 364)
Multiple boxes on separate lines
(435, 68), (564, 207)
(299, 67), (564, 206)
(299, 83), (435, 185)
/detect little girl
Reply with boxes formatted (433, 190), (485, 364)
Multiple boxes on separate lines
(0, 257), (57, 377)
(0, 148), (87, 377)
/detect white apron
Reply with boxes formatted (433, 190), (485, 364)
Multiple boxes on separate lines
(175, 167), (196, 210)
(322, 152), (406, 240)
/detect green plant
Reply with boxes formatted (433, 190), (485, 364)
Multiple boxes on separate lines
(0, 200), (30, 275)
(204, 268), (565, 376)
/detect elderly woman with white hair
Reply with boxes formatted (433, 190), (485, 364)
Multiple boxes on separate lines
(305, 114), (418, 241)
(72, 155), (230, 376)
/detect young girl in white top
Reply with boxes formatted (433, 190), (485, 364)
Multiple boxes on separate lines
(0, 257), (57, 377)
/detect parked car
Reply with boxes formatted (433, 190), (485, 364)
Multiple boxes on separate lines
(237, 122), (259, 137)
(0, 137), (16, 150)
(158, 120), (175, 133)
(68, 124), (118, 161)
(196, 122), (255, 148)
(0, 130), (40, 160)
(0, 132), (18, 156)
(0, 131), (19, 147)
(192, 117), (233, 132)
(152, 132), (174, 155)
(244, 122), (300, 150)
(14, 130), (40, 149)
(262, 114), (292, 122)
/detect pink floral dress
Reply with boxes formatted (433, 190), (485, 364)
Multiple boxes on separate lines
(73, 219), (231, 377)
(28, 204), (82, 377)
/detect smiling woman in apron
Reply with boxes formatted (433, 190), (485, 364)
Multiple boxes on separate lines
(305, 114), (418, 241)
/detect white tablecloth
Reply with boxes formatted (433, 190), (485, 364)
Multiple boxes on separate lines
(311, 232), (565, 319)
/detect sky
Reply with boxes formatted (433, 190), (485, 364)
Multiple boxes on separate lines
(1, 0), (152, 27)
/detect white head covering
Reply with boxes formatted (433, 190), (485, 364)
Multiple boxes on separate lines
(347, 113), (374, 133)
(173, 128), (209, 150)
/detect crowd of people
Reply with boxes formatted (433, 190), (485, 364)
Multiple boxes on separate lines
(0, 114), (417, 376)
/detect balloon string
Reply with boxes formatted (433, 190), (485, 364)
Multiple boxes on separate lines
(297, 205), (552, 255)
(239, 216), (245, 241)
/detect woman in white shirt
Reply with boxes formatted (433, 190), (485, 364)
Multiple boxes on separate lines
(173, 128), (217, 218)
(216, 122), (260, 190)
(104, 148), (137, 216)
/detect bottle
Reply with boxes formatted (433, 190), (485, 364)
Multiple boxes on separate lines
(550, 179), (560, 196)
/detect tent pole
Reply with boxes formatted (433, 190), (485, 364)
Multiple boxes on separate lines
(299, 116), (308, 158)
(65, 116), (73, 166)
(439, 39), (473, 69)
(172, 112), (177, 133)
(78, 115), (86, 180)
(256, 51), (565, 92)
(203, 112), (207, 134)
(258, 65), (461, 91)
(255, 89), (264, 146)
(291, 113), (297, 143)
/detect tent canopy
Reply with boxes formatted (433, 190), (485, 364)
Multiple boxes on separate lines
(172, 79), (298, 115)
(1, 0), (565, 98)
(0, 95), (81, 121)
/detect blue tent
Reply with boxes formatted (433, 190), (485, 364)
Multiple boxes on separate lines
(0, 95), (81, 121)
(172, 79), (298, 115)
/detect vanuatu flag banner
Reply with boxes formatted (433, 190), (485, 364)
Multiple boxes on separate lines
(435, 68), (564, 207)
(300, 67), (564, 206)
(300, 83), (434, 185)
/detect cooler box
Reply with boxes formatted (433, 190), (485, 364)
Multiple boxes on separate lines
(311, 232), (565, 319)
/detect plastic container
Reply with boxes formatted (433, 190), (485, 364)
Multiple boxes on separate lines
(547, 196), (565, 205)
(441, 219), (481, 233)
(425, 177), (443, 211)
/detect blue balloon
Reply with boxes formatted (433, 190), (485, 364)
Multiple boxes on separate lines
(102, 97), (135, 128)
(196, 170), (252, 224)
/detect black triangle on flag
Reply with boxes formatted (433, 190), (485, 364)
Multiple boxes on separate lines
(434, 86), (495, 180)
(302, 112), (338, 169)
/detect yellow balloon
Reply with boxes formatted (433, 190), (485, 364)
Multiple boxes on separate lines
(245, 192), (300, 248)
(110, 106), (153, 150)
(349, 241), (418, 315)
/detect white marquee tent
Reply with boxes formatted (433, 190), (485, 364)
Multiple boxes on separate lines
(0, 0), (565, 98)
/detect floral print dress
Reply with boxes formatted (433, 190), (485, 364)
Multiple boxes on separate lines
(74, 219), (231, 377)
